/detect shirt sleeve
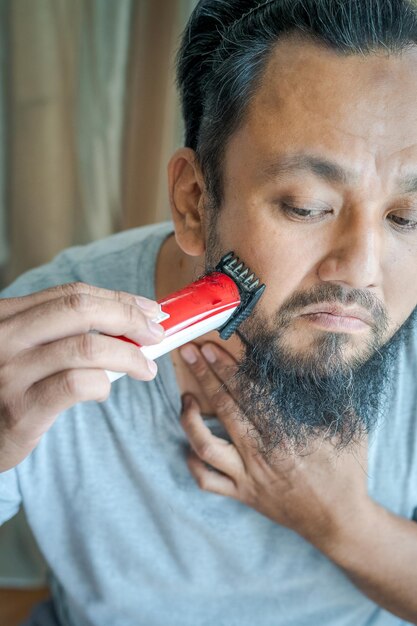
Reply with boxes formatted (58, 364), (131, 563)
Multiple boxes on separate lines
(0, 250), (78, 299)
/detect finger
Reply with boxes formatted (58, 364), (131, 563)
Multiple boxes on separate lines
(180, 394), (244, 479)
(180, 344), (250, 444)
(187, 451), (237, 499)
(201, 342), (238, 370)
(3, 333), (157, 393)
(0, 282), (160, 323)
(180, 344), (224, 397)
(200, 341), (240, 397)
(19, 369), (112, 443)
(1, 292), (164, 357)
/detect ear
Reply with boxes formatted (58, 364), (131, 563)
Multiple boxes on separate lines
(167, 147), (206, 256)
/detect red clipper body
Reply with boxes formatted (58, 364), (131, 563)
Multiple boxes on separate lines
(106, 252), (265, 382)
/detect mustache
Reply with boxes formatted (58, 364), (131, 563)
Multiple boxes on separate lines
(271, 283), (389, 333)
(236, 283), (390, 353)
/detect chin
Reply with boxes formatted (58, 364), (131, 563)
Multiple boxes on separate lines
(277, 330), (377, 376)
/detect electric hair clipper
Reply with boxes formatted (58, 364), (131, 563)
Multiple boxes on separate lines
(106, 252), (265, 382)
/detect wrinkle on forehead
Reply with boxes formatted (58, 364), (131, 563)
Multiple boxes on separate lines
(253, 37), (417, 127)
(235, 37), (417, 193)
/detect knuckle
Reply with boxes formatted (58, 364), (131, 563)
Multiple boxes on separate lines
(61, 370), (85, 398)
(213, 392), (235, 414)
(65, 292), (92, 314)
(122, 302), (139, 326)
(61, 369), (110, 403)
(196, 441), (216, 464)
(113, 290), (127, 304)
(192, 360), (208, 378)
(77, 334), (102, 362)
(59, 282), (90, 298)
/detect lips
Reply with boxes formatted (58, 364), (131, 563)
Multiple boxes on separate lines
(299, 304), (373, 326)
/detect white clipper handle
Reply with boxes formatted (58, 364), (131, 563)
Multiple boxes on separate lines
(105, 307), (236, 383)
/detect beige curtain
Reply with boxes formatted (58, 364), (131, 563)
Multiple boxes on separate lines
(123, 0), (194, 229)
(2, 0), (195, 286)
(5, 0), (132, 284)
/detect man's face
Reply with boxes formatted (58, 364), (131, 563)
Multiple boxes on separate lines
(203, 37), (417, 448)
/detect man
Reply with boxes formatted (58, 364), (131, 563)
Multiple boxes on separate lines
(1, 0), (417, 624)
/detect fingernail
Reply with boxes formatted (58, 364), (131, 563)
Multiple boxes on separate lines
(180, 345), (198, 364)
(136, 296), (159, 315)
(147, 359), (158, 376)
(201, 344), (216, 363)
(147, 319), (165, 338)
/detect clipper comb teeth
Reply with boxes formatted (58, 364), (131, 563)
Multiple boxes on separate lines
(215, 252), (266, 340)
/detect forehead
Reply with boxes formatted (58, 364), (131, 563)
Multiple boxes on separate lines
(232, 37), (417, 179)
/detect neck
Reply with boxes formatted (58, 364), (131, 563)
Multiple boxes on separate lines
(155, 233), (202, 300)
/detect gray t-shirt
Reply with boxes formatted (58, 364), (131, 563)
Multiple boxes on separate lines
(1, 222), (417, 626)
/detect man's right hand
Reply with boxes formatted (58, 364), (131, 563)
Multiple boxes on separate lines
(0, 282), (165, 472)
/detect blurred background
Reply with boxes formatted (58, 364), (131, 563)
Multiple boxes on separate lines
(0, 0), (196, 288)
(0, 0), (197, 622)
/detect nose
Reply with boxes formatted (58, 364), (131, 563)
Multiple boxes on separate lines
(317, 211), (383, 289)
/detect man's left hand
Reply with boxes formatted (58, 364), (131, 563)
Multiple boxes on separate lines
(179, 342), (371, 552)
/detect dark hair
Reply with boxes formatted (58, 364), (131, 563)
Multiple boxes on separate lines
(176, 0), (417, 207)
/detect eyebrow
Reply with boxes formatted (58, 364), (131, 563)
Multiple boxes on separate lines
(400, 175), (417, 195)
(263, 154), (359, 186)
(263, 152), (417, 194)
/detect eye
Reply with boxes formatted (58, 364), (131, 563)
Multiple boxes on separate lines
(387, 211), (417, 232)
(280, 202), (332, 221)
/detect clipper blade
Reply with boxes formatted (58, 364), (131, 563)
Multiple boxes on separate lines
(215, 252), (265, 340)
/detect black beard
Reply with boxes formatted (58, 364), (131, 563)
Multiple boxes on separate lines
(204, 224), (415, 454)
(230, 307), (414, 455)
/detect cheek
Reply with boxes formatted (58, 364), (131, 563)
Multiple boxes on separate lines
(217, 210), (319, 313)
